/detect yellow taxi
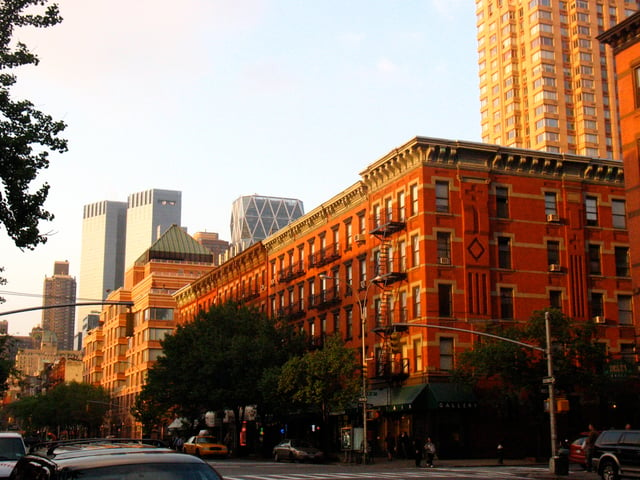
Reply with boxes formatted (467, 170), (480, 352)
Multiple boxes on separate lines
(182, 435), (229, 458)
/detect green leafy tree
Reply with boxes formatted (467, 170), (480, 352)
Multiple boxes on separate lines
(137, 302), (304, 446)
(8, 382), (110, 436)
(278, 334), (360, 448)
(0, 335), (20, 398)
(0, 1), (68, 302)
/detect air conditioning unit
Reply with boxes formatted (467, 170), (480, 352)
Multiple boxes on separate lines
(548, 264), (562, 272)
(546, 214), (560, 223)
(593, 315), (606, 324)
(354, 234), (366, 243)
(438, 257), (451, 265)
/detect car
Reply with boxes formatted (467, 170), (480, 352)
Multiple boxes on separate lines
(591, 429), (640, 480)
(182, 435), (229, 458)
(272, 439), (324, 463)
(0, 432), (26, 478)
(9, 438), (223, 479)
(568, 435), (588, 469)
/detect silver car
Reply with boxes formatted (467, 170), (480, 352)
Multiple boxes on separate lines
(273, 439), (324, 463)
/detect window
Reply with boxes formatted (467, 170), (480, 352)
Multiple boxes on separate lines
(438, 284), (452, 317)
(345, 221), (352, 248)
(411, 234), (420, 267)
(585, 196), (598, 226)
(435, 181), (450, 213)
(413, 339), (423, 372)
(496, 186), (509, 218)
(410, 184), (419, 216)
(549, 290), (562, 310)
(398, 240), (407, 271)
(498, 236), (512, 269)
(412, 286), (422, 318)
(397, 191), (406, 221)
(588, 244), (601, 275)
(500, 287), (514, 320)
(345, 309), (353, 340)
(591, 292), (604, 318)
(618, 295), (633, 325)
(635, 66), (640, 108)
(612, 199), (626, 229)
(359, 257), (367, 285)
(144, 308), (174, 321)
(437, 232), (451, 262)
(439, 337), (454, 371)
(544, 192), (558, 215)
(547, 240), (560, 265)
(615, 246), (630, 277)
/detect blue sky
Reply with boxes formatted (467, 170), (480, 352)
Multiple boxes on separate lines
(0, 0), (480, 335)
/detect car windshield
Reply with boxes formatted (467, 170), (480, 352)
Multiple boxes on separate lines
(60, 462), (222, 479)
(0, 437), (25, 460)
(196, 437), (217, 444)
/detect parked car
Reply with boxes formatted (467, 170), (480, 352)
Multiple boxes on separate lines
(10, 438), (223, 479)
(569, 435), (588, 469)
(591, 429), (640, 480)
(273, 439), (324, 463)
(0, 432), (26, 478)
(182, 435), (229, 458)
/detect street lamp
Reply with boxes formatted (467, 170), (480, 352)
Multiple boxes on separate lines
(319, 273), (380, 461)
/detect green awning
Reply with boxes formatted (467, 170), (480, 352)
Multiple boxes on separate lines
(426, 383), (478, 409)
(366, 384), (427, 412)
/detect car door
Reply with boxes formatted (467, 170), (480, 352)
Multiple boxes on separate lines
(619, 431), (640, 476)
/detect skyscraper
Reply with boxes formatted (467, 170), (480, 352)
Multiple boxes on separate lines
(124, 189), (182, 270)
(78, 200), (127, 323)
(230, 195), (304, 251)
(475, 0), (639, 159)
(42, 261), (76, 351)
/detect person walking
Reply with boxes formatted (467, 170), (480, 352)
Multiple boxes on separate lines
(497, 442), (504, 464)
(585, 424), (599, 472)
(423, 437), (436, 468)
(385, 433), (395, 461)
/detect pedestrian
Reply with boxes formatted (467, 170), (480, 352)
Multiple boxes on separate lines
(399, 432), (410, 459)
(585, 424), (599, 472)
(423, 437), (436, 468)
(497, 442), (504, 464)
(413, 437), (423, 467)
(385, 433), (395, 461)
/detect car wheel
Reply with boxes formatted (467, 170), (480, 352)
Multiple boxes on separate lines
(602, 461), (619, 480)
(195, 448), (201, 458)
(274, 452), (280, 462)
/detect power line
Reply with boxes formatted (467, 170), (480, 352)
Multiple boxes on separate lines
(0, 290), (108, 303)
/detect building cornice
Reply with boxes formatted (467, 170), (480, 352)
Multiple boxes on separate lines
(598, 10), (640, 53)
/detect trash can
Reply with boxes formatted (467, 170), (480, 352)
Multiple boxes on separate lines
(553, 448), (569, 476)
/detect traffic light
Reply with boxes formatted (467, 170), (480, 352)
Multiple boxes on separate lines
(389, 332), (402, 354)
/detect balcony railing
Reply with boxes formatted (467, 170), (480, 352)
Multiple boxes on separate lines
(277, 303), (306, 320)
(370, 208), (406, 236)
(278, 261), (306, 283)
(308, 243), (341, 268)
(371, 257), (407, 284)
(373, 307), (409, 328)
(373, 356), (410, 380)
(309, 287), (341, 309)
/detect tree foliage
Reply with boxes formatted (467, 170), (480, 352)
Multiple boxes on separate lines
(7, 382), (110, 436)
(453, 308), (609, 406)
(0, 335), (20, 398)
(136, 302), (305, 434)
(0, 0), (68, 251)
(278, 335), (360, 423)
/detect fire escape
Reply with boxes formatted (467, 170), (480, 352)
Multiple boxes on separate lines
(369, 205), (409, 385)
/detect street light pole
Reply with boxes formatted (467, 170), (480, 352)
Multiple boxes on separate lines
(320, 274), (378, 461)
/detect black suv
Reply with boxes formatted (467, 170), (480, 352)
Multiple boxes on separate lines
(9, 438), (224, 479)
(591, 429), (640, 480)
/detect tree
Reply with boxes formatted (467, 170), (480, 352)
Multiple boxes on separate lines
(0, 1), (68, 302)
(278, 335), (360, 448)
(0, 335), (20, 398)
(137, 302), (304, 447)
(7, 382), (110, 436)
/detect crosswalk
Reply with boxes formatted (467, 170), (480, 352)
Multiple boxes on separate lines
(220, 466), (541, 480)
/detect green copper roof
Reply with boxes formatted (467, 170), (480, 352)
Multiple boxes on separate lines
(135, 224), (214, 265)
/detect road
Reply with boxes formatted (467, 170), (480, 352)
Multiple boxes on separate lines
(207, 459), (598, 480)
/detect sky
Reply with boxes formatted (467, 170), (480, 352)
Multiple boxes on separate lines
(0, 0), (480, 336)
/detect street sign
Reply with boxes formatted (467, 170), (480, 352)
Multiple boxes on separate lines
(542, 376), (555, 384)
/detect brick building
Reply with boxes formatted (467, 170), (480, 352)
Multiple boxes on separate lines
(175, 136), (634, 457)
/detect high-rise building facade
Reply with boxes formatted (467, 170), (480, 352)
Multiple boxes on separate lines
(42, 261), (77, 351)
(124, 189), (182, 270)
(229, 194), (304, 252)
(475, 0), (639, 159)
(78, 200), (127, 323)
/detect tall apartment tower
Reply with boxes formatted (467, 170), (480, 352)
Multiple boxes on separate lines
(230, 194), (304, 252)
(42, 261), (76, 351)
(475, 0), (639, 159)
(123, 189), (182, 270)
(78, 200), (127, 323)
